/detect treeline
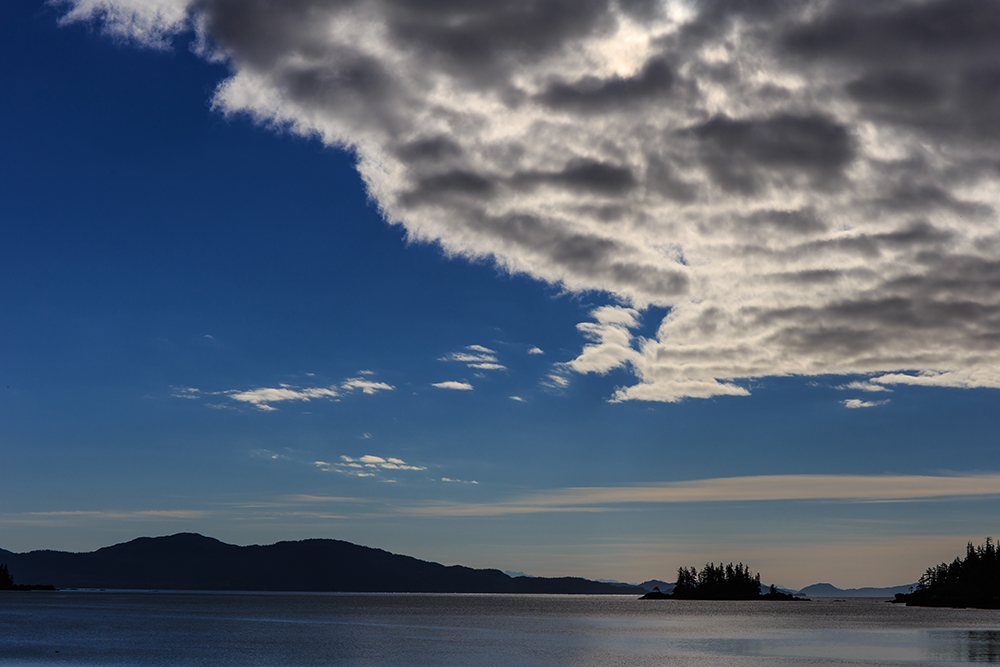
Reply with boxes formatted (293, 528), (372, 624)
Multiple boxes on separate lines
(673, 562), (762, 600)
(895, 538), (1000, 608)
(0, 563), (55, 591)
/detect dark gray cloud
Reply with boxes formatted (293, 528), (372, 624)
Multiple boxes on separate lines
(64, 0), (1000, 400)
(783, 0), (1000, 63)
(689, 114), (855, 194)
(539, 56), (676, 112)
(512, 159), (637, 195)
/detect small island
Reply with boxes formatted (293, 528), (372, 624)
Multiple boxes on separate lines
(0, 564), (56, 592)
(893, 538), (999, 609)
(640, 562), (804, 601)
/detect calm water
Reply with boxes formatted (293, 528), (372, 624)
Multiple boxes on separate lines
(2, 592), (999, 666)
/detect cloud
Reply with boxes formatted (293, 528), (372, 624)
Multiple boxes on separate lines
(542, 373), (570, 391)
(509, 395), (525, 402)
(836, 381), (892, 393)
(442, 477), (479, 484)
(432, 381), (474, 391)
(63, 0), (1000, 401)
(341, 377), (394, 394)
(323, 454), (427, 478)
(527, 347), (545, 355)
(228, 385), (339, 409)
(401, 473), (1000, 516)
(193, 373), (394, 410)
(440, 346), (508, 371)
(843, 398), (890, 409)
(170, 386), (200, 399)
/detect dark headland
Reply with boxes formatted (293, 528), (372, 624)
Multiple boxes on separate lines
(893, 538), (1000, 609)
(0, 533), (646, 594)
(0, 563), (55, 591)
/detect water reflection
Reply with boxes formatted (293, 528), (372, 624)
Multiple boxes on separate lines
(927, 630), (1000, 663)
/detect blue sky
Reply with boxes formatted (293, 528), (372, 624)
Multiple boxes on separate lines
(3, 0), (1000, 588)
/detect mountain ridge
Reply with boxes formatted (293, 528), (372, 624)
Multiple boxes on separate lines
(0, 533), (646, 594)
(796, 582), (916, 597)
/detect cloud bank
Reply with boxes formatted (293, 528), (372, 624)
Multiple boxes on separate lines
(403, 473), (1000, 516)
(64, 0), (1000, 401)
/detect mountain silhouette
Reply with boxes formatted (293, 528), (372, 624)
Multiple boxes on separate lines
(0, 533), (646, 594)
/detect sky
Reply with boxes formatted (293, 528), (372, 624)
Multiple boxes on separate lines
(2, 0), (1000, 589)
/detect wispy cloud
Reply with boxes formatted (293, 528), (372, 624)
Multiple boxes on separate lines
(432, 381), (474, 391)
(341, 377), (394, 395)
(441, 477), (479, 484)
(509, 395), (525, 402)
(527, 347), (545, 355)
(170, 386), (201, 399)
(542, 373), (570, 391)
(440, 345), (507, 371)
(836, 381), (893, 393)
(181, 374), (395, 411)
(1, 508), (208, 527)
(229, 385), (340, 409)
(843, 398), (890, 409)
(400, 474), (1000, 517)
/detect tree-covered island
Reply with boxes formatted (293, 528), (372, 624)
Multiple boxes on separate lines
(640, 562), (802, 600)
(894, 538), (1000, 609)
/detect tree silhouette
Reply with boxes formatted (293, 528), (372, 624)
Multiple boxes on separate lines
(0, 564), (13, 590)
(895, 537), (1000, 608)
(670, 562), (763, 600)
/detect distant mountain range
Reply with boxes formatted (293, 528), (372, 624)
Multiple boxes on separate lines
(0, 533), (646, 594)
(796, 582), (916, 597)
(0, 533), (915, 595)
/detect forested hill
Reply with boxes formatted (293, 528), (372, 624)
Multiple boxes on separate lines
(0, 533), (645, 594)
(893, 538), (1000, 608)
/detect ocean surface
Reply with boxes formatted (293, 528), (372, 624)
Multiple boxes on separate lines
(1, 591), (999, 666)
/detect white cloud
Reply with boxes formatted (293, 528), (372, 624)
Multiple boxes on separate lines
(64, 0), (1000, 401)
(432, 381), (474, 391)
(185, 373), (394, 410)
(542, 373), (570, 391)
(341, 377), (394, 394)
(441, 346), (507, 371)
(871, 370), (994, 389)
(331, 454), (427, 478)
(509, 395), (525, 402)
(527, 347), (545, 355)
(442, 477), (479, 484)
(843, 398), (890, 409)
(227, 385), (339, 410)
(170, 386), (200, 399)
(59, 0), (190, 48)
(836, 381), (892, 393)
(469, 362), (507, 370)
